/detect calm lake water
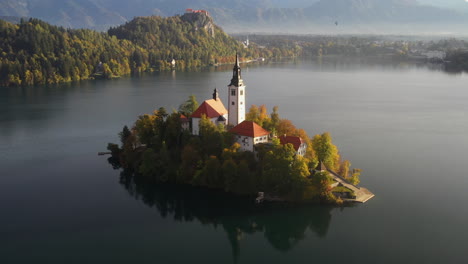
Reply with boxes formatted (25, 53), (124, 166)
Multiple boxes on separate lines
(1, 58), (468, 263)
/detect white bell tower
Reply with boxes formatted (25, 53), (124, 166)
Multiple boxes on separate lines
(228, 53), (246, 127)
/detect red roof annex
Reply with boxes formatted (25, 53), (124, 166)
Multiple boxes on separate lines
(191, 99), (228, 118)
(230, 121), (270, 138)
(279, 135), (304, 151)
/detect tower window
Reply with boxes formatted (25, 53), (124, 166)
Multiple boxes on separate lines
(231, 90), (236, 96)
(232, 102), (235, 105)
(240, 102), (243, 105)
(240, 90), (244, 96)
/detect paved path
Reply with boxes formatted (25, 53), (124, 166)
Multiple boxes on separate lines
(328, 170), (375, 203)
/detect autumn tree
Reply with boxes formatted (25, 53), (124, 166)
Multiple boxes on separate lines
(349, 168), (361, 185)
(312, 132), (341, 171)
(311, 171), (334, 202)
(339, 160), (351, 178)
(246, 105), (260, 123)
(277, 119), (297, 136)
(134, 114), (157, 146)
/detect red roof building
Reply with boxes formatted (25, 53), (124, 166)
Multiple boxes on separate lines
(190, 91), (228, 135)
(229, 121), (269, 138)
(279, 135), (307, 156)
(180, 114), (189, 122)
(230, 121), (270, 152)
(180, 114), (190, 131)
(191, 99), (228, 119)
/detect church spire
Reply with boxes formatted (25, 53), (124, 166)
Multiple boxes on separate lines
(227, 52), (246, 127)
(230, 52), (243, 87)
(212, 87), (219, 101)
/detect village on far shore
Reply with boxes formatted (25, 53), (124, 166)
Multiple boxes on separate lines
(106, 53), (374, 204)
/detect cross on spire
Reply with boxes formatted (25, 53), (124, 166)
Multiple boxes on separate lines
(230, 52), (243, 87)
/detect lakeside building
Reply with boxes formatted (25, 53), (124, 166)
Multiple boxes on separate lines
(227, 54), (246, 127)
(190, 53), (306, 156)
(229, 121), (270, 152)
(279, 135), (307, 156)
(191, 89), (228, 135)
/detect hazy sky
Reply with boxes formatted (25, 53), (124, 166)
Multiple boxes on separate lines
(419, 0), (468, 8)
(269, 0), (468, 9)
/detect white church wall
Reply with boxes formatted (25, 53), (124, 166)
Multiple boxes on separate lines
(192, 117), (222, 136)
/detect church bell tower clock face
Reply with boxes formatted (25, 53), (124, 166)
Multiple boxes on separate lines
(228, 53), (246, 127)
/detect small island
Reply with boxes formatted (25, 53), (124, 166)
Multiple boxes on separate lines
(106, 54), (374, 205)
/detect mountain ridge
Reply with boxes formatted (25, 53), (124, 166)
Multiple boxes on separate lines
(1, 0), (467, 33)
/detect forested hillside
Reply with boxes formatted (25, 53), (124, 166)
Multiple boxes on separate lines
(0, 14), (290, 87)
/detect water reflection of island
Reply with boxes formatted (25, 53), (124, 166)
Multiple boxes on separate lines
(118, 170), (334, 260)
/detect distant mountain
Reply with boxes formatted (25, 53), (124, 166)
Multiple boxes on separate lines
(1, 0), (467, 33)
(0, 0), (126, 30)
(306, 0), (462, 23)
(421, 0), (468, 11)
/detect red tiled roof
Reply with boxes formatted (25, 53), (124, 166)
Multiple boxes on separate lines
(180, 114), (189, 122)
(191, 99), (228, 118)
(229, 121), (270, 138)
(279, 135), (304, 151)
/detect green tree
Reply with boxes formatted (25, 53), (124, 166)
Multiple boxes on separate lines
(199, 115), (225, 157)
(155, 141), (171, 182)
(339, 160), (351, 178)
(204, 156), (222, 188)
(311, 171), (334, 201)
(139, 149), (158, 178)
(312, 132), (340, 171)
(180, 144), (201, 183)
(349, 168), (361, 185)
(134, 114), (156, 146)
(179, 95), (199, 115)
(237, 160), (256, 195)
(222, 159), (238, 193)
(262, 144), (296, 195)
(119, 125), (132, 147)
(269, 106), (280, 134)
(246, 105), (260, 123)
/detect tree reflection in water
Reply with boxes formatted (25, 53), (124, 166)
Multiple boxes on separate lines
(118, 169), (333, 261)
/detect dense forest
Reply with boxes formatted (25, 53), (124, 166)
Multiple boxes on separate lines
(107, 96), (361, 204)
(0, 14), (296, 87)
(4, 13), (468, 87)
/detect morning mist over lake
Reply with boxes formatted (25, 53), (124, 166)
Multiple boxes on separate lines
(1, 1), (468, 263)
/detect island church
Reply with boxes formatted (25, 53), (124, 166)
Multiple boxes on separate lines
(189, 54), (306, 156)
